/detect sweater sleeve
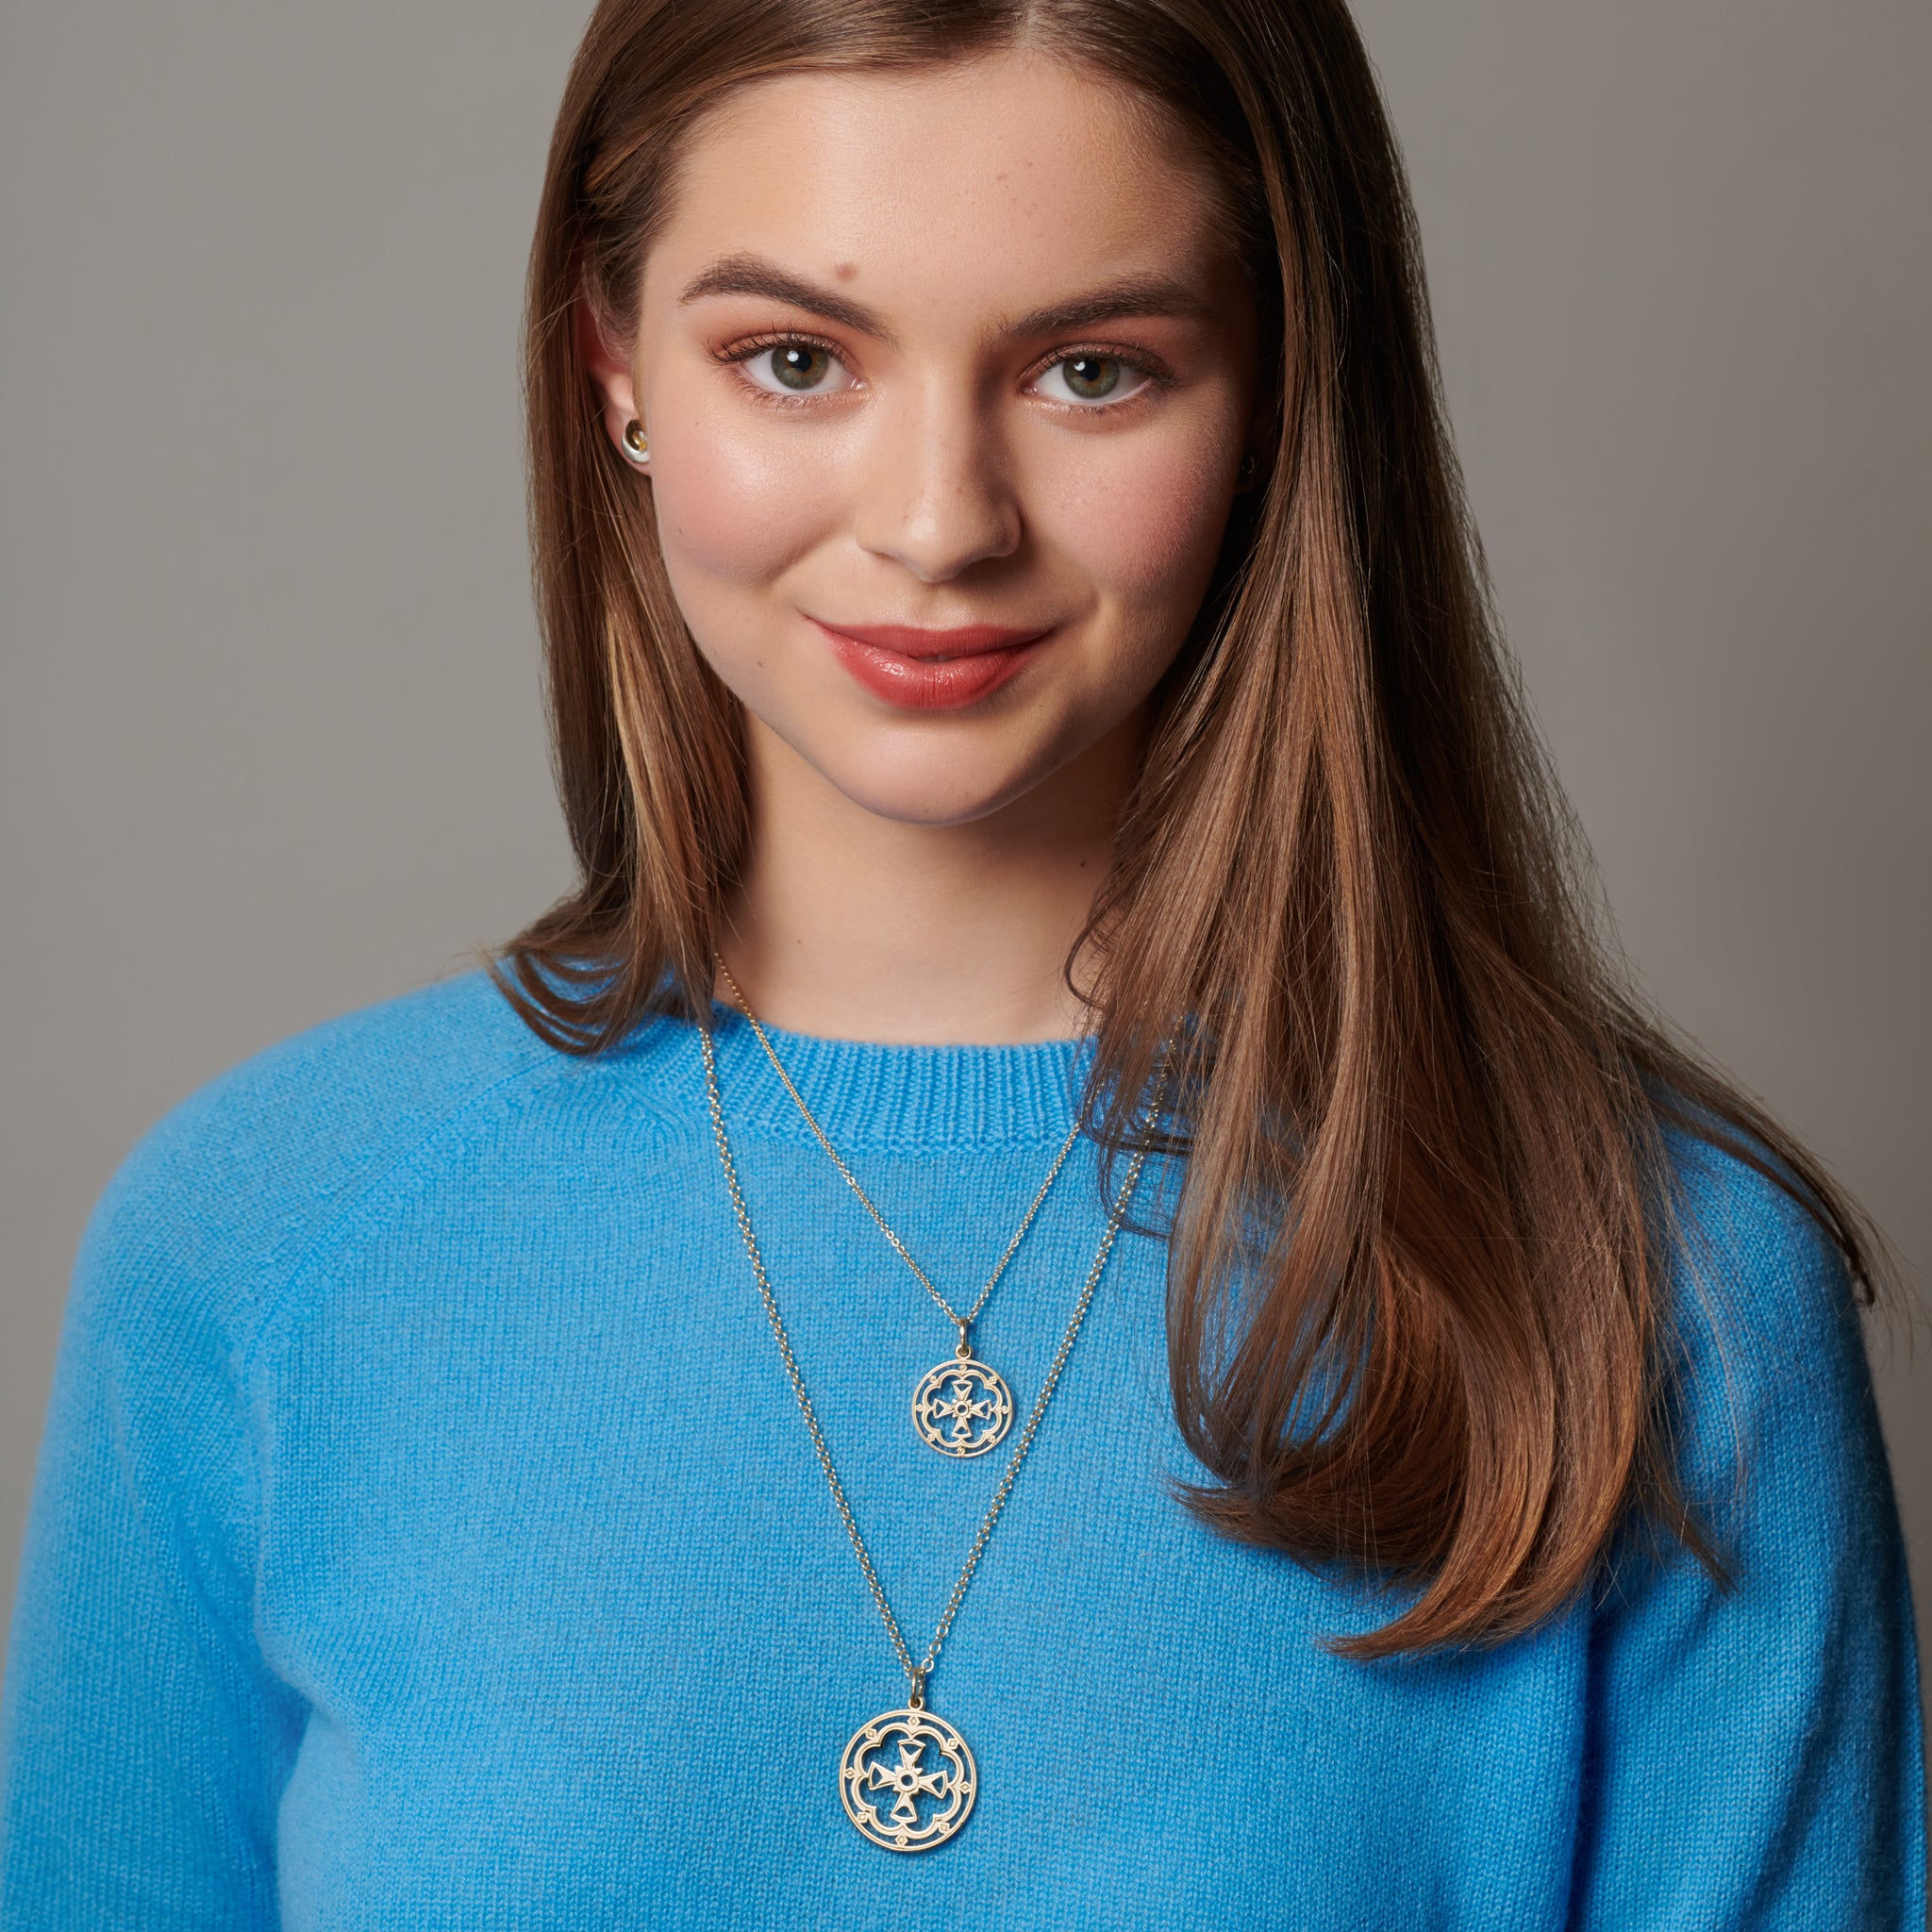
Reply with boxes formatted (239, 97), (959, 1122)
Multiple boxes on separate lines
(1567, 1145), (1926, 1929)
(2, 1121), (305, 1927)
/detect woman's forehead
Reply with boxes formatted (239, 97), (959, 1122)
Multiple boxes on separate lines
(644, 52), (1238, 328)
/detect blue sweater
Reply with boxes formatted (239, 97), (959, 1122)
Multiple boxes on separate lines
(3, 971), (1923, 1927)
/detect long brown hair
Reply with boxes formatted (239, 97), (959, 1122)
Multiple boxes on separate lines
(492, 0), (1879, 1657)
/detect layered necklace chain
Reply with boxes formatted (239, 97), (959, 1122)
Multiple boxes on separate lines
(697, 1011), (1165, 1854)
(716, 958), (1084, 1457)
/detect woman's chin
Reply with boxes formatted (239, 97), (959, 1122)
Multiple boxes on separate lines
(819, 763), (1051, 830)
(743, 690), (1132, 832)
(796, 735), (1074, 831)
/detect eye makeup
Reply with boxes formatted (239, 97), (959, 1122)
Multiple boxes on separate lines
(712, 327), (1174, 415)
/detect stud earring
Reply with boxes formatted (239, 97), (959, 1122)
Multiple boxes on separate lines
(621, 419), (650, 467)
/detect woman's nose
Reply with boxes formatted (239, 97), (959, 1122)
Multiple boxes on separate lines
(850, 382), (1022, 583)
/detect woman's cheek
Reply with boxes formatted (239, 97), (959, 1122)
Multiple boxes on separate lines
(1033, 427), (1235, 616)
(650, 407), (838, 590)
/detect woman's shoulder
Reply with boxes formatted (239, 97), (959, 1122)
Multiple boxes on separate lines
(1654, 1119), (1881, 1496)
(68, 968), (570, 1356)
(111, 966), (553, 1205)
(1660, 1121), (1865, 1350)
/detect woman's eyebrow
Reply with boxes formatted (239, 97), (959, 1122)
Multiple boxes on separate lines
(679, 255), (896, 343)
(678, 257), (1213, 345)
(1003, 275), (1215, 339)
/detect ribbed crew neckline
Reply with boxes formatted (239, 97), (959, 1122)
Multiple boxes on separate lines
(685, 1005), (1095, 1150)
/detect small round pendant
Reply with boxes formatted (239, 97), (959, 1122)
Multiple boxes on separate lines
(910, 1355), (1013, 1457)
(840, 1706), (977, 1852)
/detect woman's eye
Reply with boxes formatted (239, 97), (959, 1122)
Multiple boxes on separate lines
(1033, 354), (1153, 408)
(738, 341), (849, 395)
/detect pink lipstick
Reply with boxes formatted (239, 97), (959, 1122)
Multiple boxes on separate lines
(808, 617), (1054, 711)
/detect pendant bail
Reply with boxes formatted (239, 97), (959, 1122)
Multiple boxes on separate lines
(908, 1666), (927, 1710)
(955, 1321), (972, 1360)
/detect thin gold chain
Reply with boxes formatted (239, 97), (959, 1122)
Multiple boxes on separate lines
(698, 1022), (1165, 1705)
(714, 957), (1084, 1338)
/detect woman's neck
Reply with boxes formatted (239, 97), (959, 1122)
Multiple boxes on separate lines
(718, 714), (1136, 1044)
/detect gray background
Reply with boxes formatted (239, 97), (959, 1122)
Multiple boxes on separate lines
(4, 0), (1926, 1759)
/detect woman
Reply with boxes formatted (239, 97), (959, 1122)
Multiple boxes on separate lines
(4, 0), (1922, 1923)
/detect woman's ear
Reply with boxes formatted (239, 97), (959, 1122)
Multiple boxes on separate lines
(577, 285), (641, 458)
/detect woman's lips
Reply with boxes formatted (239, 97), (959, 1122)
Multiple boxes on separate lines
(808, 617), (1054, 711)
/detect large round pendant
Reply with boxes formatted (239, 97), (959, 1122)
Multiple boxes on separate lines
(839, 1706), (977, 1852)
(910, 1355), (1013, 1457)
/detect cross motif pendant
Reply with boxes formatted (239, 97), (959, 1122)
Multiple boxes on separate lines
(840, 1705), (977, 1851)
(909, 1341), (1013, 1457)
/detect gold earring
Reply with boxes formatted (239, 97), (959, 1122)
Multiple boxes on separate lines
(622, 419), (650, 467)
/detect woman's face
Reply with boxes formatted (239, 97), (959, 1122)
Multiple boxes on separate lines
(592, 51), (1260, 827)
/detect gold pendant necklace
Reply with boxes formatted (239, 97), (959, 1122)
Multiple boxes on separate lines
(698, 1021), (1165, 1853)
(716, 958), (1084, 1459)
